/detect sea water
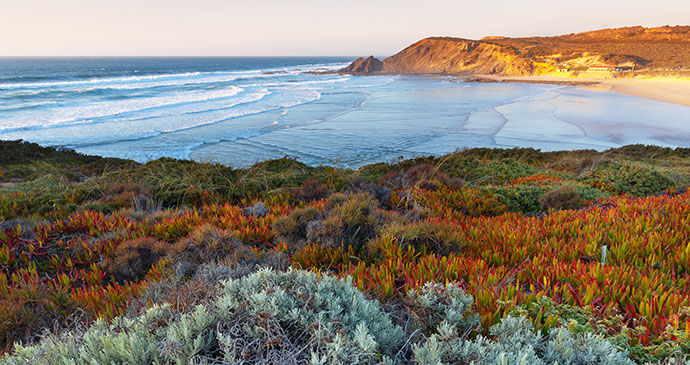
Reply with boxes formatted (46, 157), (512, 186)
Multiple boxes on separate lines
(2, 57), (690, 168)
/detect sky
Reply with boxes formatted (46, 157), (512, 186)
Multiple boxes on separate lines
(1, 0), (689, 57)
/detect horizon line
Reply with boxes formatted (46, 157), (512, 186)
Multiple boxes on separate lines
(0, 55), (365, 58)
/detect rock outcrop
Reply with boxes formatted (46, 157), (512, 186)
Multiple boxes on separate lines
(339, 56), (384, 74)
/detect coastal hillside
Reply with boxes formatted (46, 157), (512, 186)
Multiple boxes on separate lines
(342, 25), (690, 76)
(382, 38), (542, 75)
(2, 140), (690, 362)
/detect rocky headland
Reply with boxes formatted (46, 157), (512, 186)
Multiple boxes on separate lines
(340, 25), (690, 77)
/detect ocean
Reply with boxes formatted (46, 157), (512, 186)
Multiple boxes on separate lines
(2, 57), (690, 168)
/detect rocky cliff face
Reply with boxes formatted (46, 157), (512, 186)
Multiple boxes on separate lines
(340, 26), (690, 76)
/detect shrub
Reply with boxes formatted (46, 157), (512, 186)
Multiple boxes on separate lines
(347, 177), (393, 206)
(488, 184), (547, 214)
(580, 161), (676, 197)
(98, 183), (149, 210)
(171, 224), (240, 269)
(167, 224), (287, 278)
(274, 193), (381, 250)
(329, 193), (379, 247)
(102, 237), (171, 281)
(0, 278), (75, 353)
(292, 179), (330, 202)
(0, 273), (642, 364)
(216, 268), (404, 363)
(370, 220), (466, 256)
(539, 184), (585, 210)
(546, 155), (595, 174)
(2, 304), (206, 364)
(2, 269), (404, 364)
(4, 142), (690, 362)
(406, 282), (479, 336)
(271, 206), (321, 249)
(127, 255), (289, 319)
(480, 183), (604, 214)
(412, 315), (633, 365)
(380, 163), (452, 190)
(128, 158), (234, 207)
(305, 214), (345, 247)
(439, 157), (542, 185)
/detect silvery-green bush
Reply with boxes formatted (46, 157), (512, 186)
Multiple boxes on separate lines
(412, 315), (634, 365)
(214, 267), (403, 364)
(1, 268), (402, 365)
(1, 269), (635, 365)
(406, 281), (479, 336)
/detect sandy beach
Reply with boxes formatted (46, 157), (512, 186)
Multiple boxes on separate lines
(597, 78), (690, 107)
(477, 74), (690, 107)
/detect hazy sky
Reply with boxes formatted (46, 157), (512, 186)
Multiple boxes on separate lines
(1, 0), (688, 56)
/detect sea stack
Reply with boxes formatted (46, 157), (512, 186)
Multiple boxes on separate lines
(339, 55), (384, 74)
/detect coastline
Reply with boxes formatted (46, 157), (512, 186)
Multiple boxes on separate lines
(333, 69), (690, 107)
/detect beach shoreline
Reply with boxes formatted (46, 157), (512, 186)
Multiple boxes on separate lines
(331, 69), (690, 107)
(469, 74), (690, 107)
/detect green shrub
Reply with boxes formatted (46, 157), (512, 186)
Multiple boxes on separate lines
(483, 183), (606, 214)
(580, 161), (676, 197)
(440, 157), (544, 185)
(539, 184), (585, 210)
(487, 184), (546, 214)
(3, 304), (201, 364)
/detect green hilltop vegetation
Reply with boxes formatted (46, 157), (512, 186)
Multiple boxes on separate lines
(1, 139), (690, 364)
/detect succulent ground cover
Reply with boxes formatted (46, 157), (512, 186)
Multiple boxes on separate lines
(1, 140), (690, 363)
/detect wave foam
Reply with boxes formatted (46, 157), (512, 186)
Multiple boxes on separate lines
(0, 86), (244, 132)
(0, 62), (347, 90)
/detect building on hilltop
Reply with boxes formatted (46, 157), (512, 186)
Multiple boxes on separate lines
(588, 65), (615, 72)
(615, 62), (636, 72)
(557, 64), (572, 72)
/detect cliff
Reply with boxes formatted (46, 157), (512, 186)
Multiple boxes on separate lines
(340, 25), (690, 76)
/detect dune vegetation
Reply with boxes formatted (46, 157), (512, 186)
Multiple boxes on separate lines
(1, 140), (690, 363)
